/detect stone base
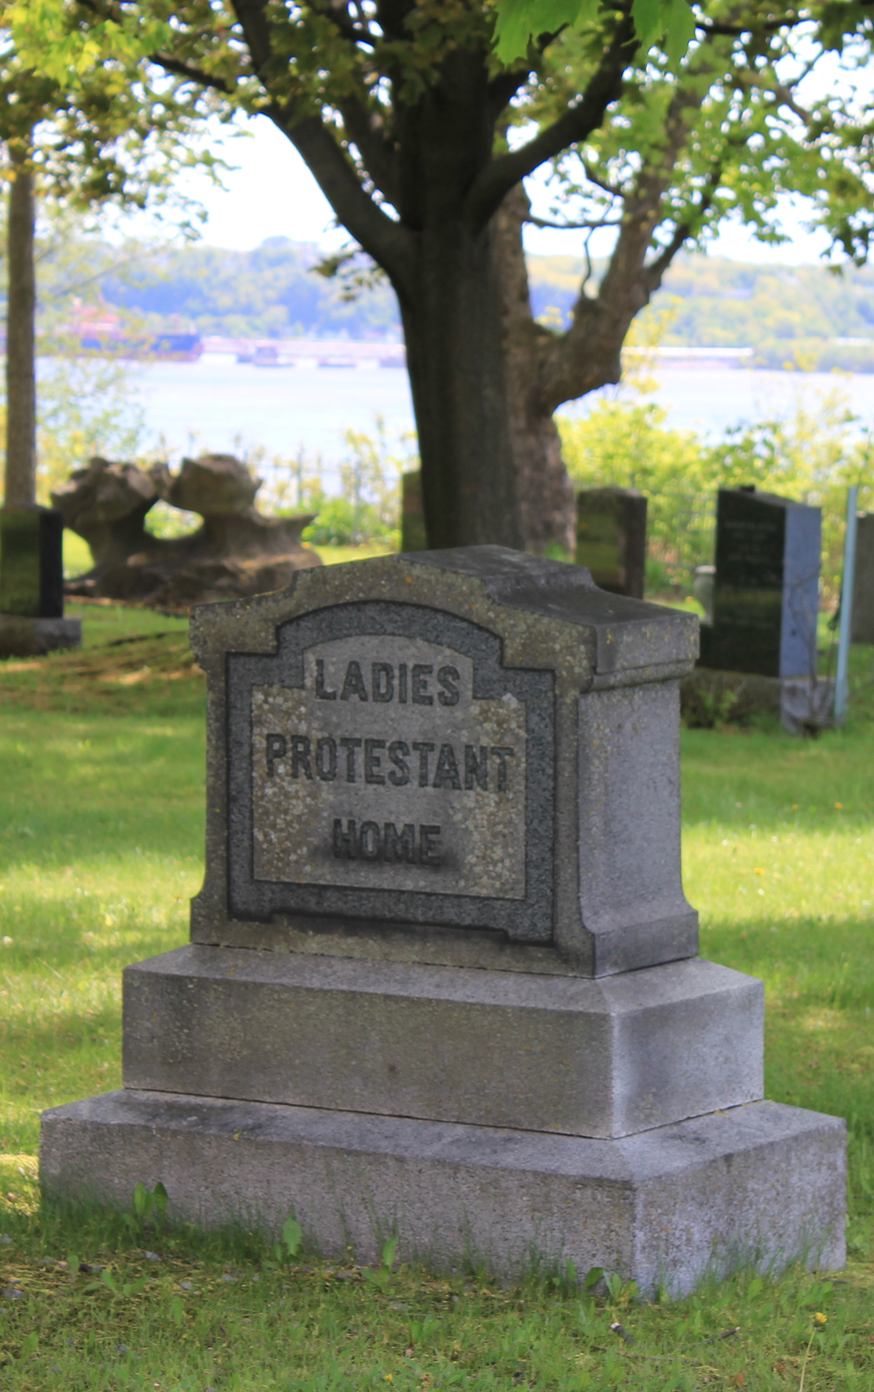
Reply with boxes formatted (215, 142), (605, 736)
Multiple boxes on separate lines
(40, 1091), (845, 1297)
(123, 946), (764, 1139)
(0, 613), (82, 658)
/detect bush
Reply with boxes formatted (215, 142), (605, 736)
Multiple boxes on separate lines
(559, 385), (874, 600)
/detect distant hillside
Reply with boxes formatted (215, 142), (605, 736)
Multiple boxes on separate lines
(17, 231), (874, 369)
(527, 252), (874, 371)
(28, 235), (401, 343)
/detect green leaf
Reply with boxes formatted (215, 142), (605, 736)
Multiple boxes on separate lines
(169, 1294), (184, 1327)
(663, 0), (697, 71)
(281, 1216), (303, 1258)
(583, 1266), (604, 1290)
(380, 1235), (398, 1272)
(132, 1182), (152, 1221)
(631, 0), (663, 50)
(493, 0), (587, 63)
(121, 1274), (150, 1297)
(101, 1268), (118, 1294)
(19, 1332), (38, 1361)
(153, 1181), (169, 1218)
(494, 0), (538, 64)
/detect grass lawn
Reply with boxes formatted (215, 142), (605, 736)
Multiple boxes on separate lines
(1, 600), (873, 1388)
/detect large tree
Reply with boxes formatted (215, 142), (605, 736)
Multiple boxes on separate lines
(10, 0), (874, 547)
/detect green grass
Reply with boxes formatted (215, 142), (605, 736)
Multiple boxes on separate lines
(1, 604), (874, 1387)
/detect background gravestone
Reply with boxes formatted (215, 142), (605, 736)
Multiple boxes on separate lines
(701, 486), (821, 678)
(400, 470), (427, 552)
(0, 504), (82, 658)
(851, 512), (874, 645)
(41, 548), (845, 1295)
(575, 487), (647, 598)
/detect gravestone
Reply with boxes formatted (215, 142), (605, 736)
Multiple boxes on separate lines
(0, 504), (82, 658)
(41, 548), (845, 1295)
(701, 487), (821, 677)
(851, 512), (874, 645)
(575, 487), (647, 598)
(400, 470), (427, 552)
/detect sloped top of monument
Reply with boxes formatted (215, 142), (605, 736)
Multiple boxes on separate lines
(720, 485), (818, 512)
(190, 545), (697, 683)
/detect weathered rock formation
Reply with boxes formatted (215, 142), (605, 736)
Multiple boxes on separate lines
(52, 453), (320, 612)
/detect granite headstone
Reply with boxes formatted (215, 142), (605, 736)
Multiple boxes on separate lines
(702, 487), (821, 678)
(851, 512), (874, 645)
(41, 547), (845, 1294)
(575, 487), (647, 598)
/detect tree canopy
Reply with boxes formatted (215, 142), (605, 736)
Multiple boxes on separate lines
(7, 0), (874, 546)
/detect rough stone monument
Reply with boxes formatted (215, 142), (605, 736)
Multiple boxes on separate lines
(575, 487), (647, 598)
(54, 453), (320, 612)
(41, 548), (845, 1295)
(851, 512), (874, 645)
(0, 503), (82, 658)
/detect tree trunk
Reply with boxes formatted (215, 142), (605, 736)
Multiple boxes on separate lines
(489, 158), (698, 553)
(4, 140), (37, 507)
(400, 219), (522, 549)
(493, 186), (575, 555)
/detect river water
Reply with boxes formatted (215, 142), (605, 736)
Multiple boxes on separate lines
(129, 354), (874, 489)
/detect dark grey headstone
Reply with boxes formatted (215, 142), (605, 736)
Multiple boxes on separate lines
(705, 487), (821, 678)
(851, 513), (874, 645)
(0, 505), (65, 618)
(575, 488), (647, 599)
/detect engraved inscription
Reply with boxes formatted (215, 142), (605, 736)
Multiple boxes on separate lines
(251, 635), (526, 897)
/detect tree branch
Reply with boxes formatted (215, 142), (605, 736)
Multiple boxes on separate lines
(582, 161), (622, 198)
(338, 97), (400, 205)
(148, 52), (232, 94)
(312, 0), (376, 48)
(141, 0), (412, 296)
(269, 109), (414, 299)
(228, 0), (274, 73)
(464, 10), (635, 230)
(527, 213), (621, 229)
(696, 16), (798, 37)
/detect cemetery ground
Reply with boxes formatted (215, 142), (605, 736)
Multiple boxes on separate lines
(0, 604), (873, 1390)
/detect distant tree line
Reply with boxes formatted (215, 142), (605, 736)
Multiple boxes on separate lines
(530, 253), (874, 371)
(11, 216), (874, 368)
(0, 232), (402, 343)
(18, 229), (874, 366)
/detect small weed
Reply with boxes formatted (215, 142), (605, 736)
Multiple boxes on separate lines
(272, 1212), (303, 1266)
(361, 1235), (398, 1289)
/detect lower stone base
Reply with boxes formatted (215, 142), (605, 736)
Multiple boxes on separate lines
(41, 1091), (845, 1297)
(0, 613), (82, 658)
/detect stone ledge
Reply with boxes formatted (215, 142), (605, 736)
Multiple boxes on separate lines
(122, 946), (763, 1138)
(40, 1091), (845, 1297)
